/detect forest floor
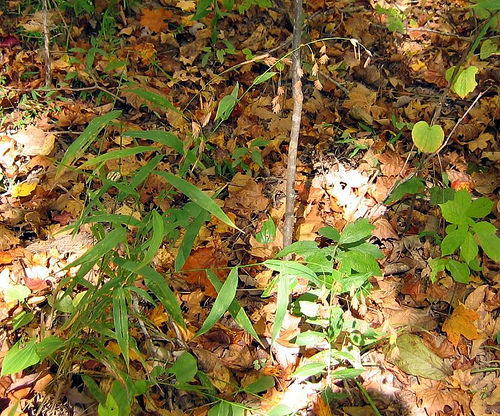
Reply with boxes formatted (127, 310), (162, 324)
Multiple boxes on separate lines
(0, 0), (499, 415)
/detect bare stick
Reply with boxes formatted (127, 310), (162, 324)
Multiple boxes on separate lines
(42, 0), (51, 87)
(283, 0), (303, 248)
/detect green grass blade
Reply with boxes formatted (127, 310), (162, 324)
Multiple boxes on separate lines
(154, 171), (241, 231)
(194, 267), (238, 338)
(58, 110), (122, 173)
(64, 227), (127, 270)
(113, 287), (129, 368)
(272, 273), (291, 345)
(128, 88), (182, 114)
(123, 131), (185, 155)
(206, 270), (262, 345)
(114, 258), (185, 328)
(79, 146), (157, 169)
(139, 210), (164, 267)
(175, 209), (210, 271)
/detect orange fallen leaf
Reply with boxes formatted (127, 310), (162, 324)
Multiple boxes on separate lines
(140, 8), (173, 33)
(443, 304), (479, 347)
(182, 246), (228, 298)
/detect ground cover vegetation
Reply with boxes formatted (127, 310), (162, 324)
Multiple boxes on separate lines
(0, 0), (499, 414)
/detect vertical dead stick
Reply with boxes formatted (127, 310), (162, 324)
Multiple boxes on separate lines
(283, 0), (303, 249)
(42, 0), (51, 87)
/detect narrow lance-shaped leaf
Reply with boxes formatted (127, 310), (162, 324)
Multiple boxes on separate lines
(206, 270), (262, 344)
(58, 110), (122, 174)
(113, 258), (185, 328)
(79, 146), (157, 169)
(154, 171), (241, 231)
(195, 267), (239, 338)
(113, 287), (129, 367)
(272, 272), (292, 345)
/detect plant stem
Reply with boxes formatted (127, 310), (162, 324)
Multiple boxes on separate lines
(283, 0), (303, 249)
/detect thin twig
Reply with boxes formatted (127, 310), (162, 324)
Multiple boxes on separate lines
(283, 0), (303, 249)
(42, 0), (51, 87)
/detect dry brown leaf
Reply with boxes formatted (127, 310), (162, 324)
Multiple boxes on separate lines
(182, 246), (228, 298)
(415, 379), (470, 415)
(140, 8), (172, 33)
(443, 304), (480, 347)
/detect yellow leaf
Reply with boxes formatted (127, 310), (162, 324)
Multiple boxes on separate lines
(442, 304), (479, 347)
(11, 182), (37, 198)
(177, 0), (196, 11)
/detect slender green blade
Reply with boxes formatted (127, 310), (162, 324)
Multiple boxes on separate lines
(195, 268), (238, 338)
(113, 287), (129, 367)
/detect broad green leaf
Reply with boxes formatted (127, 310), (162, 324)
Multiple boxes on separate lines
(439, 195), (469, 226)
(446, 259), (470, 284)
(332, 272), (370, 293)
(79, 146), (157, 169)
(13, 311), (34, 330)
(268, 404), (295, 416)
(472, 221), (500, 262)
(338, 250), (381, 276)
(331, 368), (365, 379)
(195, 267), (239, 338)
(193, 0), (212, 20)
(1, 339), (39, 376)
(275, 241), (319, 258)
(467, 197), (493, 218)
(58, 110), (121, 174)
(154, 171), (240, 231)
(4, 285), (31, 303)
(428, 257), (446, 283)
(113, 287), (129, 367)
(339, 218), (374, 246)
(429, 186), (455, 206)
(294, 331), (326, 346)
(36, 336), (64, 361)
(123, 130), (184, 155)
(293, 362), (327, 378)
(128, 88), (181, 113)
(460, 232), (479, 263)
(98, 392), (120, 416)
(114, 259), (185, 327)
(169, 352), (197, 382)
(446, 66), (478, 98)
(245, 375), (275, 393)
(480, 39), (499, 59)
(65, 227), (127, 269)
(215, 82), (239, 121)
(253, 71), (277, 85)
(385, 177), (426, 204)
(264, 260), (321, 286)
(392, 333), (448, 380)
(318, 226), (340, 242)
(440, 226), (468, 256)
(411, 121), (444, 153)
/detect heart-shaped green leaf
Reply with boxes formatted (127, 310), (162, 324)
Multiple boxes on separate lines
(445, 66), (478, 98)
(412, 121), (444, 153)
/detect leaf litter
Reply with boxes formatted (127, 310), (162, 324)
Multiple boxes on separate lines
(0, 0), (499, 415)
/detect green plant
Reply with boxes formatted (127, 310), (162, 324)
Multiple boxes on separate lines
(262, 219), (384, 414)
(375, 5), (406, 34)
(429, 189), (500, 283)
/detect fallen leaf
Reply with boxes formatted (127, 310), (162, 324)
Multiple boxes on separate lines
(443, 304), (480, 347)
(140, 8), (173, 33)
(391, 333), (448, 380)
